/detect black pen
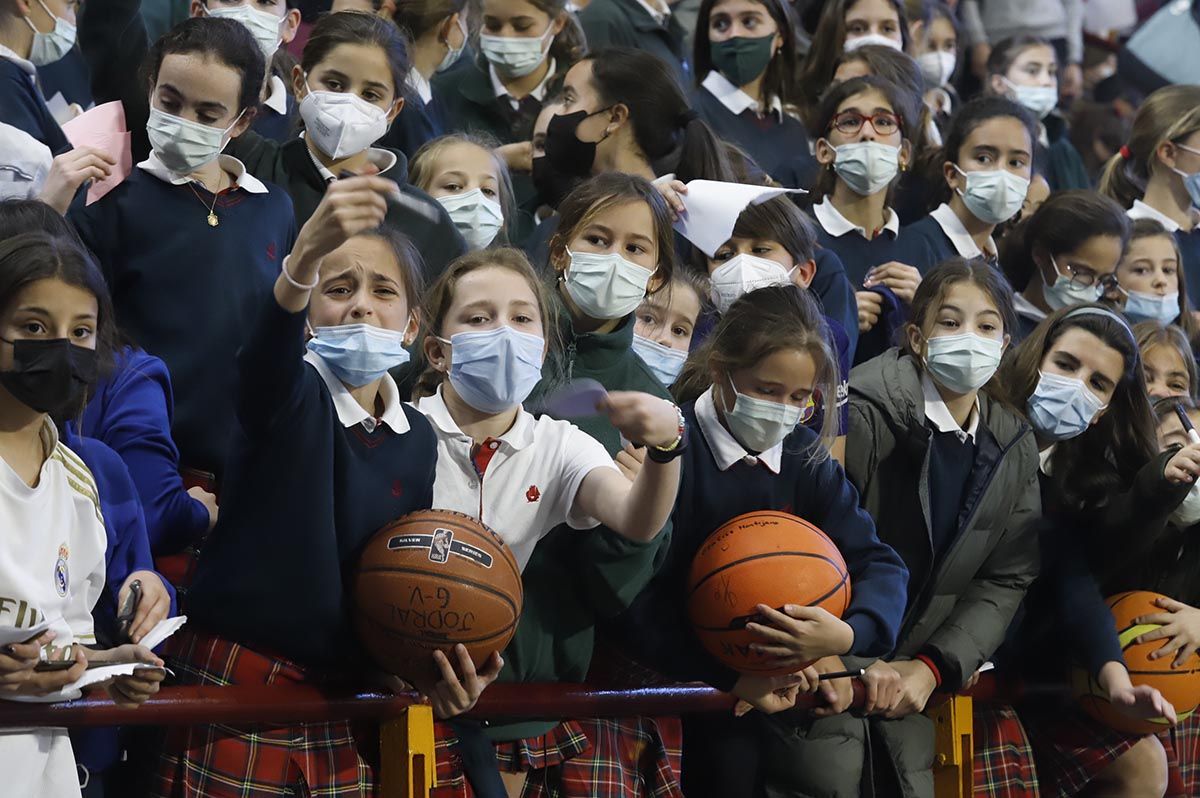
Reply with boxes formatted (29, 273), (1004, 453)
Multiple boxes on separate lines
(818, 668), (865, 681)
(116, 579), (141, 640)
(335, 170), (440, 222)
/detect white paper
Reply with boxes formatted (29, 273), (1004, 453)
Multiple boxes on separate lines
(138, 615), (187, 652)
(671, 180), (805, 257)
(0, 620), (51, 648)
(978, 661), (995, 672)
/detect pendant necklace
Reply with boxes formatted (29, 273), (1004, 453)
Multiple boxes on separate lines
(188, 174), (227, 227)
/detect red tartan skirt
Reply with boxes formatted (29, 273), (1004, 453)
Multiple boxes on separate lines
(1020, 705), (1143, 798)
(973, 705), (1040, 798)
(152, 630), (382, 798)
(431, 717), (684, 798)
(1160, 713), (1200, 798)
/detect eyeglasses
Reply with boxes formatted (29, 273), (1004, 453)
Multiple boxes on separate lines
(1062, 261), (1120, 292)
(829, 110), (902, 136)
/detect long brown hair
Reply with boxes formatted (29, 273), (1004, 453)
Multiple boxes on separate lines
(1121, 218), (1200, 346)
(412, 247), (561, 399)
(673, 284), (838, 459)
(1136, 320), (1199, 399)
(797, 0), (910, 110)
(1098, 84), (1200, 210)
(692, 0), (798, 106)
(994, 303), (1157, 518)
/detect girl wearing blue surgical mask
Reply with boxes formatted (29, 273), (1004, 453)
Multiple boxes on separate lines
(159, 177), (480, 797)
(632, 269), (707, 390)
(985, 35), (1090, 192)
(70, 17), (297, 480)
(1099, 86), (1200, 308)
(701, 196), (854, 462)
(223, 11), (467, 280)
(833, 258), (1041, 797)
(410, 133), (514, 251)
(981, 304), (1200, 797)
(1115, 220), (1200, 344)
(411, 242), (684, 795)
(619, 283), (908, 798)
(903, 96), (1037, 272)
(383, 0), (468, 156)
(1000, 190), (1130, 343)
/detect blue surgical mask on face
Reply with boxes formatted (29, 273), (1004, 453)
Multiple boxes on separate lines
(1042, 255), (1105, 311)
(721, 374), (802, 453)
(441, 326), (545, 413)
(632, 334), (687, 387)
(1026, 370), (1108, 441)
(1123, 290), (1179, 325)
(307, 323), (411, 387)
(924, 332), (1004, 394)
(1172, 143), (1200, 210)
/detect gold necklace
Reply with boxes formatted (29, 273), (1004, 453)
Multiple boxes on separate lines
(187, 174), (226, 227)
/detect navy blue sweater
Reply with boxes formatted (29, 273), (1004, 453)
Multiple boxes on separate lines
(1177, 228), (1200, 307)
(75, 347), (209, 555)
(619, 401), (910, 691)
(811, 247), (860, 360)
(186, 301), (438, 671)
(251, 87), (298, 143)
(379, 96), (444, 159)
(898, 214), (963, 275)
(691, 86), (809, 181)
(0, 57), (69, 152)
(813, 217), (912, 287)
(70, 168), (297, 474)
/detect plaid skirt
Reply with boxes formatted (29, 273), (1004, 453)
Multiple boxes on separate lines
(973, 705), (1040, 798)
(1020, 705), (1141, 798)
(1160, 713), (1200, 798)
(432, 717), (683, 798)
(152, 630), (380, 798)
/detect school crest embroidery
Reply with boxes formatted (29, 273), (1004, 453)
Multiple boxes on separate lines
(54, 544), (69, 597)
(526, 485), (541, 503)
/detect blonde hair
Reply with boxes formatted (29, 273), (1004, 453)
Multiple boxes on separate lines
(409, 133), (516, 244)
(1098, 85), (1200, 209)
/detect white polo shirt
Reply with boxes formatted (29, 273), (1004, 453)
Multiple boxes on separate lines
(813, 197), (901, 240)
(700, 70), (783, 120)
(930, 202), (997, 260)
(413, 386), (618, 571)
(0, 419), (107, 798)
(1127, 199), (1199, 233)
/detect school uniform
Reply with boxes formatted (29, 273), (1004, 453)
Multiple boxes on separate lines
(0, 419), (107, 798)
(901, 203), (999, 274)
(814, 350), (1041, 798)
(617, 388), (909, 798)
(811, 246), (861, 360)
(156, 299), (438, 797)
(431, 58), (559, 243)
(0, 120), (52, 201)
(692, 71), (808, 181)
(74, 347), (209, 556)
(69, 153), (297, 475)
(0, 45), (70, 153)
(414, 385), (619, 571)
(379, 70), (444, 158)
(772, 149), (820, 192)
(1037, 114), (1090, 193)
(225, 133), (467, 282)
(250, 74), (297, 143)
(1011, 292), (1047, 344)
(1127, 200), (1200, 307)
(811, 196), (908, 287)
(577, 0), (690, 88)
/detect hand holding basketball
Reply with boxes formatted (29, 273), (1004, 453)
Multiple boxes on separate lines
(412, 644), (504, 719)
(597, 392), (680, 449)
(746, 604), (854, 667)
(1135, 597), (1200, 668)
(1097, 661), (1178, 726)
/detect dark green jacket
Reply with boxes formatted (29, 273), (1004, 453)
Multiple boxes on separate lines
(486, 307), (672, 741)
(225, 133), (467, 283)
(577, 0), (690, 89)
(844, 351), (1041, 797)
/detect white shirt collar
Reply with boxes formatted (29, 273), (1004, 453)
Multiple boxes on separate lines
(813, 196), (900, 239)
(921, 370), (979, 444)
(414, 384), (536, 450)
(300, 135), (398, 182)
(633, 0), (670, 25)
(488, 58), (557, 111)
(407, 70), (433, 105)
(930, 203), (996, 260)
(1038, 444), (1055, 475)
(263, 74), (289, 116)
(1127, 199), (1199, 233)
(700, 70), (782, 120)
(694, 386), (783, 474)
(1012, 291), (1047, 322)
(136, 152), (269, 193)
(303, 350), (410, 433)
(0, 44), (35, 78)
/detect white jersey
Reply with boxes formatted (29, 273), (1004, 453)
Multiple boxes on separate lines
(0, 419), (108, 798)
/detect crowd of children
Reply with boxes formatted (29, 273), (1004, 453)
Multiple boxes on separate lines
(1, 0), (1199, 796)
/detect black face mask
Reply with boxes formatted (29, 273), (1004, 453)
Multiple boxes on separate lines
(0, 338), (98, 416)
(531, 155), (582, 210)
(543, 107), (613, 181)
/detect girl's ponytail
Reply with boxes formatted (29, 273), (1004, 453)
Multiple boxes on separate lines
(674, 113), (735, 184)
(1097, 149), (1147, 210)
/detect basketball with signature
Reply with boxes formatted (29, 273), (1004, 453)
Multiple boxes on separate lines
(687, 511), (850, 675)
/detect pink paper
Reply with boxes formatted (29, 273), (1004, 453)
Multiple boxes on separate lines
(62, 101), (132, 205)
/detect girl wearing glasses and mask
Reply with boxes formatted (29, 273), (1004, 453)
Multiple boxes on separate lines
(999, 190), (1130, 343)
(902, 96), (1037, 273)
(618, 284), (908, 798)
(809, 75), (924, 364)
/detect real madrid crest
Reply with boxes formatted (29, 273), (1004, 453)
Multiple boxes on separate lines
(54, 544), (69, 597)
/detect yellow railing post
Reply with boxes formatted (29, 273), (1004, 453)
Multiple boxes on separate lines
(380, 704), (437, 798)
(931, 694), (973, 798)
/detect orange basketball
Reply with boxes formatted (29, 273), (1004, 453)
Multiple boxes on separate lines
(687, 510), (851, 676)
(1074, 591), (1200, 734)
(353, 510), (523, 683)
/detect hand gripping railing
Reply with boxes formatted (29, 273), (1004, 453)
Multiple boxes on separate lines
(0, 677), (1019, 798)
